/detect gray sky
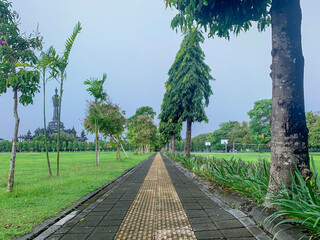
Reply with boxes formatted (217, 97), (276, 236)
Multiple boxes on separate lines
(0, 0), (319, 141)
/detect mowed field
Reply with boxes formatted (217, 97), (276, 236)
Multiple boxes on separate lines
(196, 152), (320, 171)
(0, 151), (153, 240)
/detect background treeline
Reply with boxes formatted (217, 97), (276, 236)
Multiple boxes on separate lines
(0, 134), (134, 152)
(174, 100), (320, 152)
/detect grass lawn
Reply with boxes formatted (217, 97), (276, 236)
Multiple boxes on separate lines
(195, 152), (320, 172)
(0, 151), (153, 240)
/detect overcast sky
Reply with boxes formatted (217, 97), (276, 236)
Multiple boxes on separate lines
(0, 0), (319, 141)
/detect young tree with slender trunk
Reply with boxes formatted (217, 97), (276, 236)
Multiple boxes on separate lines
(36, 47), (55, 176)
(84, 73), (107, 166)
(164, 29), (213, 156)
(50, 22), (82, 176)
(0, 0), (42, 192)
(165, 0), (311, 191)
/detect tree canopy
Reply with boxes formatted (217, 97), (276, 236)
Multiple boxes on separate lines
(165, 0), (271, 39)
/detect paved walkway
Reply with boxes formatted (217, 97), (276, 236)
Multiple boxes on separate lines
(40, 153), (271, 240)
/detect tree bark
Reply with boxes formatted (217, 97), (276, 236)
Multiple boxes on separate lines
(98, 128), (100, 165)
(43, 71), (52, 176)
(7, 89), (20, 192)
(268, 0), (311, 191)
(95, 120), (98, 166)
(169, 134), (176, 153)
(184, 119), (192, 157)
(57, 74), (64, 176)
(116, 144), (121, 161)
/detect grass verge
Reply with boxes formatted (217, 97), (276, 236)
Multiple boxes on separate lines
(0, 151), (153, 240)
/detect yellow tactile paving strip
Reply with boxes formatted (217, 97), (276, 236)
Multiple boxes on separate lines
(114, 153), (197, 240)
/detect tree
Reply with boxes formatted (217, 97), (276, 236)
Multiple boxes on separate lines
(165, 0), (311, 190)
(84, 73), (107, 165)
(36, 47), (55, 175)
(85, 101), (127, 160)
(127, 107), (158, 154)
(50, 22), (82, 176)
(165, 29), (213, 157)
(306, 112), (320, 149)
(0, 1), (42, 192)
(248, 99), (272, 150)
(158, 120), (182, 153)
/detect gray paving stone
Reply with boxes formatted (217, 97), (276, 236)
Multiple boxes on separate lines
(214, 219), (244, 229)
(60, 234), (89, 240)
(67, 227), (94, 234)
(192, 222), (217, 231)
(221, 228), (253, 238)
(93, 225), (119, 233)
(189, 216), (213, 224)
(86, 232), (115, 240)
(195, 230), (224, 239)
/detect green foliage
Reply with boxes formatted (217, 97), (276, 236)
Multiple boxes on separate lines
(165, 29), (213, 124)
(0, 0), (42, 100)
(128, 106), (156, 124)
(248, 99), (272, 146)
(306, 111), (320, 149)
(167, 153), (270, 204)
(165, 0), (271, 39)
(158, 120), (182, 145)
(127, 110), (158, 148)
(84, 73), (107, 103)
(266, 157), (320, 239)
(84, 101), (126, 143)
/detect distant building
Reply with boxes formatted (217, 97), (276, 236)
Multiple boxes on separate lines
(18, 89), (87, 142)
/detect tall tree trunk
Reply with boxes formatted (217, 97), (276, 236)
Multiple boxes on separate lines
(57, 74), (64, 176)
(184, 119), (192, 157)
(98, 128), (100, 165)
(43, 71), (52, 176)
(268, 0), (311, 191)
(95, 119), (98, 166)
(7, 89), (20, 192)
(116, 144), (121, 161)
(169, 134), (175, 153)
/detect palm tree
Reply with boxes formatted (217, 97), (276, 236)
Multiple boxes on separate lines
(36, 46), (55, 176)
(50, 22), (82, 176)
(84, 73), (107, 166)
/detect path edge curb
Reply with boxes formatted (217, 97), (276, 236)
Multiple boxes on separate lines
(18, 153), (156, 240)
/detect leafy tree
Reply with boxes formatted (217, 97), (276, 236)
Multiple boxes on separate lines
(128, 108), (158, 154)
(306, 112), (320, 149)
(164, 29), (213, 156)
(158, 120), (182, 153)
(0, 1), (42, 192)
(84, 73), (107, 165)
(248, 99), (272, 149)
(165, 0), (311, 190)
(208, 121), (239, 150)
(128, 106), (156, 124)
(50, 22), (82, 176)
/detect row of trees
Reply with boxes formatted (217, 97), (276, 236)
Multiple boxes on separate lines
(0, 139), (133, 153)
(0, 1), (81, 191)
(164, 0), (311, 193)
(159, 29), (213, 157)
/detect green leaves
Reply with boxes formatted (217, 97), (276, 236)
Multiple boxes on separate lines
(63, 22), (82, 62)
(165, 0), (271, 39)
(84, 73), (107, 103)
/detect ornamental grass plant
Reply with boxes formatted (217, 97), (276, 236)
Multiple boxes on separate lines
(265, 157), (320, 239)
(167, 153), (270, 204)
(167, 153), (320, 239)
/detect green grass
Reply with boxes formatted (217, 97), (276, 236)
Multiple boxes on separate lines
(0, 151), (153, 240)
(195, 152), (320, 172)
